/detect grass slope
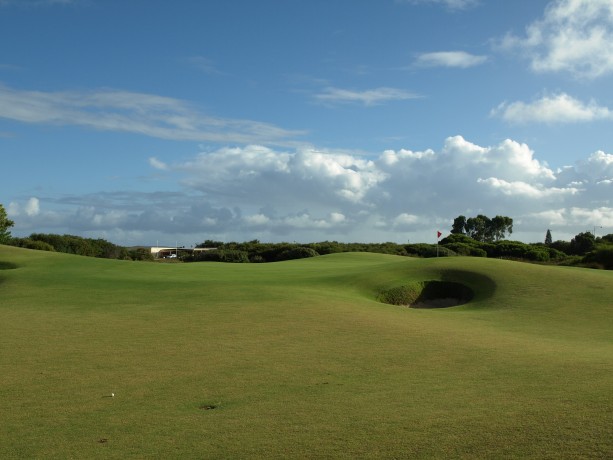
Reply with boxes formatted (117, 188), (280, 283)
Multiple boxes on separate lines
(1, 245), (612, 458)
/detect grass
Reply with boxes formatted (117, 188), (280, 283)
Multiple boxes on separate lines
(1, 245), (612, 458)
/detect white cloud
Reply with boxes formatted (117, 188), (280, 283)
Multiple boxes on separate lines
(314, 87), (419, 106)
(393, 213), (420, 229)
(148, 157), (169, 171)
(441, 136), (555, 179)
(588, 150), (613, 167)
(398, 0), (479, 10)
(243, 214), (270, 226)
(527, 207), (613, 230)
(477, 178), (579, 198)
(493, 93), (613, 124)
(500, 0), (613, 78)
(415, 51), (487, 68)
(0, 83), (305, 146)
(380, 148), (436, 166)
(9, 138), (613, 244)
(24, 197), (40, 216)
(7, 197), (40, 217)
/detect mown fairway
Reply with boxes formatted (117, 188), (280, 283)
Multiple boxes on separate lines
(1, 245), (612, 459)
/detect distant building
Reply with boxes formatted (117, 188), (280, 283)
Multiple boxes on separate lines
(150, 246), (216, 259)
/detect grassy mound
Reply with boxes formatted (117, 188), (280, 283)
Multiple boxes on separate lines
(1, 245), (612, 458)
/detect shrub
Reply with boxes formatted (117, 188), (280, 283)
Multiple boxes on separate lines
(219, 249), (250, 263)
(583, 246), (613, 270)
(442, 242), (473, 256)
(524, 249), (550, 262)
(468, 247), (488, 257)
(547, 247), (568, 261)
(11, 238), (55, 252)
(127, 248), (154, 261)
(405, 244), (439, 258)
(277, 247), (320, 261)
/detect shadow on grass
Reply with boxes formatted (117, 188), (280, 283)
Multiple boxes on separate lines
(378, 268), (498, 309)
(0, 261), (18, 287)
(411, 281), (474, 309)
(440, 269), (497, 304)
(0, 261), (18, 270)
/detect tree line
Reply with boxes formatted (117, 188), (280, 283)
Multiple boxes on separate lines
(6, 233), (153, 261)
(1, 203), (612, 269)
(445, 214), (613, 269)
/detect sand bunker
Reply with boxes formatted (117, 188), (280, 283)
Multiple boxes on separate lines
(378, 280), (473, 309)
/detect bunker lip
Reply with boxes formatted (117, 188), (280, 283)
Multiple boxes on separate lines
(378, 280), (474, 309)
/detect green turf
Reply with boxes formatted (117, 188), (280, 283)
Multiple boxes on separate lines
(1, 245), (612, 458)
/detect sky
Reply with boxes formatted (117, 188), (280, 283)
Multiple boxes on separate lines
(2, 0), (613, 247)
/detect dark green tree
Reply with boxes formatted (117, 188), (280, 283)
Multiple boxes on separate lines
(455, 214), (513, 243)
(465, 215), (491, 242)
(451, 215), (467, 234)
(545, 229), (553, 245)
(0, 204), (15, 244)
(570, 231), (596, 255)
(490, 215), (513, 241)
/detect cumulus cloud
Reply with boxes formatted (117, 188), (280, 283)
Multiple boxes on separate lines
(499, 0), (613, 78)
(10, 136), (613, 244)
(415, 51), (487, 68)
(7, 197), (40, 217)
(314, 87), (420, 106)
(0, 83), (305, 146)
(24, 197), (40, 216)
(492, 93), (613, 124)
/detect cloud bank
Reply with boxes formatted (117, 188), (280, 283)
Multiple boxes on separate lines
(10, 137), (613, 245)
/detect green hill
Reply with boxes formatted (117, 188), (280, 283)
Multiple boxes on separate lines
(1, 245), (611, 458)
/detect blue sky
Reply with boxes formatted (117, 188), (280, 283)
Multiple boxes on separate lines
(2, 0), (613, 246)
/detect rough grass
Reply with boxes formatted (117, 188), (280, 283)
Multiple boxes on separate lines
(1, 245), (612, 458)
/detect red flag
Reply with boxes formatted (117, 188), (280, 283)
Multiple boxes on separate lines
(437, 231), (442, 239)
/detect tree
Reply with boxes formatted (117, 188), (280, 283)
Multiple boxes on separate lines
(451, 215), (467, 234)
(545, 229), (552, 245)
(465, 215), (491, 242)
(570, 231), (596, 255)
(454, 214), (513, 243)
(0, 204), (15, 244)
(490, 215), (513, 241)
